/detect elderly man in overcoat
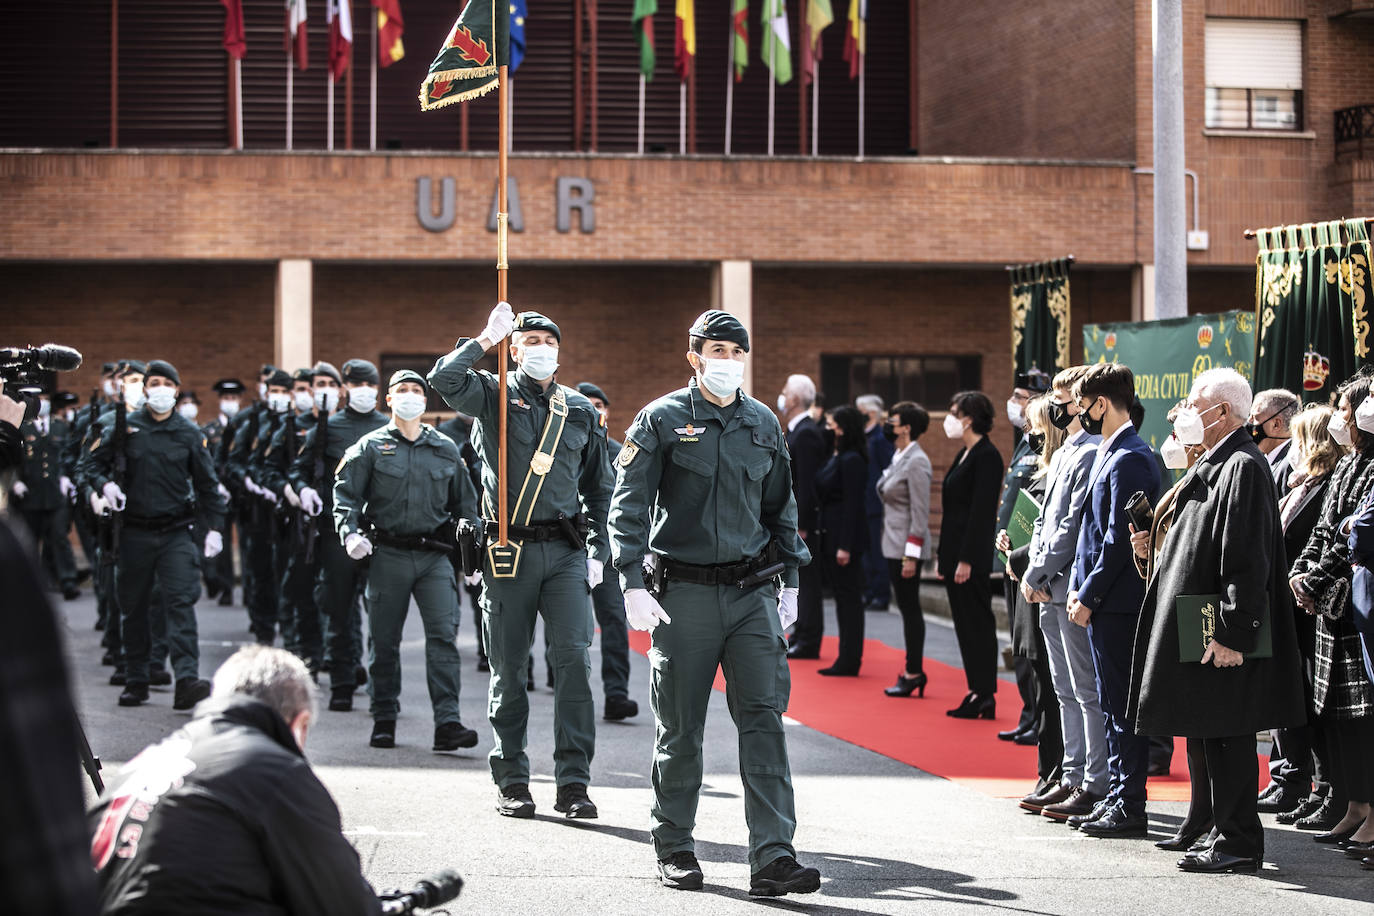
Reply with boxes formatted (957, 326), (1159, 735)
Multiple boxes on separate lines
(1128, 368), (1305, 873)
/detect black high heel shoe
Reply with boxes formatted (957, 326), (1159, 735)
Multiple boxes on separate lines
(946, 692), (995, 719)
(884, 672), (928, 698)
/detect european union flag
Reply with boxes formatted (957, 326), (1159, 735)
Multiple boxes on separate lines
(509, 0), (527, 72)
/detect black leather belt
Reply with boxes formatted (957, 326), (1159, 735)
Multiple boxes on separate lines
(372, 527), (453, 554)
(661, 556), (758, 586)
(483, 519), (563, 542)
(122, 514), (194, 533)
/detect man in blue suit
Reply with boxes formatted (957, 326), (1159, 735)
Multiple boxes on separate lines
(1066, 363), (1160, 838)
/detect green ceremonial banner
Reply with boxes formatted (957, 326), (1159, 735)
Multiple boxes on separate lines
(1253, 219), (1373, 403)
(1083, 311), (1256, 452)
(419, 0), (509, 110)
(1009, 258), (1072, 377)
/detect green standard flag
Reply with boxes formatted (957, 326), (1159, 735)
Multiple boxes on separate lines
(762, 0), (792, 84)
(634, 0), (657, 80)
(731, 0), (748, 81)
(419, 0), (510, 111)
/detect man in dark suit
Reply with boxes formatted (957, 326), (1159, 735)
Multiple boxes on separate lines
(1065, 363), (1160, 838)
(779, 374), (828, 659)
(1247, 388), (1299, 499)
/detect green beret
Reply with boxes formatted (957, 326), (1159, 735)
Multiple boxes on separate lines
(512, 311), (561, 343)
(260, 364), (278, 377)
(101, 362), (117, 374)
(388, 369), (428, 390)
(689, 310), (750, 353)
(144, 360), (179, 385)
(341, 359), (380, 385)
(264, 368), (292, 389)
(292, 367), (314, 384)
(118, 359), (147, 377)
(576, 382), (609, 406)
(312, 361), (342, 384)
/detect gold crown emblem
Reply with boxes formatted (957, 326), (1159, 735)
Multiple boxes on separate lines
(1197, 326), (1213, 349)
(1303, 347), (1331, 391)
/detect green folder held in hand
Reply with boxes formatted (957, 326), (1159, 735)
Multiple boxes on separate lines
(998, 489), (1042, 566)
(1176, 594), (1272, 663)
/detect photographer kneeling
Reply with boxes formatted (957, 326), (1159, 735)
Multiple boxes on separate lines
(90, 646), (382, 915)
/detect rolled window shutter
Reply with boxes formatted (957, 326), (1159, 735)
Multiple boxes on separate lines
(1205, 19), (1301, 91)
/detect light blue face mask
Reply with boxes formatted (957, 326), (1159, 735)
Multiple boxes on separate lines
(520, 344), (560, 381)
(391, 392), (427, 421)
(697, 356), (745, 399)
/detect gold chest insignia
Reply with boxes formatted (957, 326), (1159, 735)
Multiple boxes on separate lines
(530, 450), (554, 476)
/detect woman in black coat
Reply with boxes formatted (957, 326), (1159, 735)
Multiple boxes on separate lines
(938, 391), (1005, 718)
(815, 406), (871, 675)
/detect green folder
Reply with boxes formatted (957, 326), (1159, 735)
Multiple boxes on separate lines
(1176, 593), (1272, 663)
(998, 489), (1042, 566)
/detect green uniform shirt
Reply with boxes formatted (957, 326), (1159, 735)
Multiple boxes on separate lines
(84, 405), (226, 531)
(225, 405), (283, 491)
(17, 417), (72, 511)
(288, 406), (390, 508)
(332, 423), (477, 540)
(260, 410), (318, 496)
(428, 338), (614, 564)
(608, 379), (808, 590)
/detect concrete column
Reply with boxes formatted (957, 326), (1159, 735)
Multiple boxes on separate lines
(1152, 0), (1187, 319)
(275, 259), (313, 372)
(711, 260), (753, 396)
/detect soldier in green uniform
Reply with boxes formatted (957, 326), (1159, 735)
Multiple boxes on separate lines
(291, 358), (388, 711)
(607, 311), (820, 896)
(66, 362), (117, 587)
(83, 360), (226, 709)
(202, 378), (245, 606)
(11, 387), (81, 599)
(429, 302), (612, 820)
(333, 370), (480, 751)
(219, 365), (281, 616)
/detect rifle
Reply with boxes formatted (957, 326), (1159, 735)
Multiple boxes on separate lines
(305, 408), (330, 561)
(98, 398), (127, 567)
(281, 410), (309, 557)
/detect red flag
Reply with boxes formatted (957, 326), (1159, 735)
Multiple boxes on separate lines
(220, 0), (246, 60)
(285, 0), (308, 71)
(327, 0), (353, 81)
(374, 0), (406, 67)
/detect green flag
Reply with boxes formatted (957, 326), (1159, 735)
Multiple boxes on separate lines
(731, 0), (748, 81)
(761, 0), (792, 84)
(419, 0), (510, 111)
(633, 0), (657, 80)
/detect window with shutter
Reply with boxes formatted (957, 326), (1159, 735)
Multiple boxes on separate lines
(1204, 18), (1303, 132)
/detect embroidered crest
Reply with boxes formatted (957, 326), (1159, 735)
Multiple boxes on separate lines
(618, 442), (640, 467)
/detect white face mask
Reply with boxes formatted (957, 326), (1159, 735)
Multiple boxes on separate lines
(776, 394), (788, 414)
(258, 382), (268, 399)
(519, 344), (560, 381)
(1172, 402), (1222, 446)
(293, 390), (314, 413)
(391, 392), (427, 421)
(1356, 397), (1374, 434)
(146, 387), (177, 414)
(267, 392), (291, 413)
(37, 399), (51, 418)
(123, 382), (145, 410)
(177, 402), (199, 421)
(1006, 399), (1024, 429)
(943, 413), (965, 439)
(102, 379), (116, 397)
(220, 399), (240, 418)
(1160, 434), (1189, 470)
(1329, 412), (1354, 447)
(348, 385), (378, 413)
(63, 408), (76, 423)
(315, 388), (339, 413)
(696, 356), (745, 399)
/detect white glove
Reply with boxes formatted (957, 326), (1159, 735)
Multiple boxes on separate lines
(482, 301), (515, 345)
(90, 492), (109, 515)
(243, 476), (262, 496)
(260, 488), (279, 506)
(102, 481), (127, 511)
(464, 570), (483, 587)
(299, 486), (323, 517)
(624, 588), (672, 631)
(283, 484), (301, 508)
(59, 476), (75, 499)
(11, 481), (28, 499)
(587, 557), (604, 590)
(217, 483), (230, 501)
(345, 532), (373, 560)
(204, 530), (223, 559)
(778, 587), (799, 630)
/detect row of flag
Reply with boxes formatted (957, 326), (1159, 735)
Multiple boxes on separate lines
(636, 0), (866, 85)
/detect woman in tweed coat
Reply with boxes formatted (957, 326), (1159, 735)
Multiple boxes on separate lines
(1289, 375), (1374, 848)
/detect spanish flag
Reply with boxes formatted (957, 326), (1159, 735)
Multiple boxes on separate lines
(843, 0), (865, 80)
(674, 0), (695, 81)
(374, 0), (405, 67)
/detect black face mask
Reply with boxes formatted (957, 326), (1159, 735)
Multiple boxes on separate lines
(1079, 398), (1105, 436)
(882, 424), (898, 443)
(1245, 423), (1267, 445)
(1047, 401), (1075, 431)
(1027, 432), (1046, 453)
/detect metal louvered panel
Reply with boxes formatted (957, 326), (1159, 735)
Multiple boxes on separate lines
(117, 0), (228, 148)
(0, 0), (111, 148)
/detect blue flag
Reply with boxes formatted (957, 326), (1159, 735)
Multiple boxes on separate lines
(509, 0), (527, 71)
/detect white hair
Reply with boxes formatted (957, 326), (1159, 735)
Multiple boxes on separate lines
(1191, 368), (1252, 419)
(212, 645), (317, 724)
(855, 394), (885, 415)
(784, 374), (816, 408)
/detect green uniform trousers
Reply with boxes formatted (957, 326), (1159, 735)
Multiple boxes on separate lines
(364, 545), (462, 724)
(482, 540), (595, 788)
(316, 528), (367, 689)
(649, 581), (797, 870)
(116, 527), (202, 684)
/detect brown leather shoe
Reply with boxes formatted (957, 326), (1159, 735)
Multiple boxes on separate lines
(1020, 781), (1075, 813)
(1044, 787), (1107, 823)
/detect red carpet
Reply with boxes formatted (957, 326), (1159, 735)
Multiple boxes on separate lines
(628, 631), (1265, 801)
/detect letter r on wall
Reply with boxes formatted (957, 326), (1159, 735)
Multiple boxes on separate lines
(556, 177), (595, 234)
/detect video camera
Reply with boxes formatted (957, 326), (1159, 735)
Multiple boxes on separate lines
(378, 869), (463, 914)
(0, 344), (83, 422)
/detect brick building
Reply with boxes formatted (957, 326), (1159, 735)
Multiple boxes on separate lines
(3, 0), (1372, 507)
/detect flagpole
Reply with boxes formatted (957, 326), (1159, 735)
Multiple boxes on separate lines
(724, 19), (735, 156)
(857, 51), (865, 160)
(812, 73), (819, 156)
(767, 18), (775, 157)
(345, 49), (354, 149)
(235, 59), (244, 149)
(287, 56), (294, 151)
(679, 82), (686, 155)
(328, 78), (335, 151)
(637, 75), (646, 155)
(496, 64), (511, 547)
(370, 11), (378, 151)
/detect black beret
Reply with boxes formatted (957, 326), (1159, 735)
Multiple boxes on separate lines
(101, 362), (117, 374)
(292, 367), (314, 383)
(54, 391), (80, 408)
(117, 359), (147, 377)
(512, 311), (561, 343)
(179, 391), (200, 405)
(388, 369), (428, 390)
(312, 361), (342, 384)
(145, 359), (180, 385)
(264, 368), (292, 389)
(576, 382), (609, 406)
(689, 310), (750, 352)
(260, 364), (278, 377)
(1015, 368), (1051, 393)
(341, 359), (380, 385)
(212, 378), (246, 395)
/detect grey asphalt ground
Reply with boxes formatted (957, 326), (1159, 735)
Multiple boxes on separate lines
(60, 574), (1374, 915)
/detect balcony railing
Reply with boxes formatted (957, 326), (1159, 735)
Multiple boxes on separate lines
(1335, 104), (1374, 161)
